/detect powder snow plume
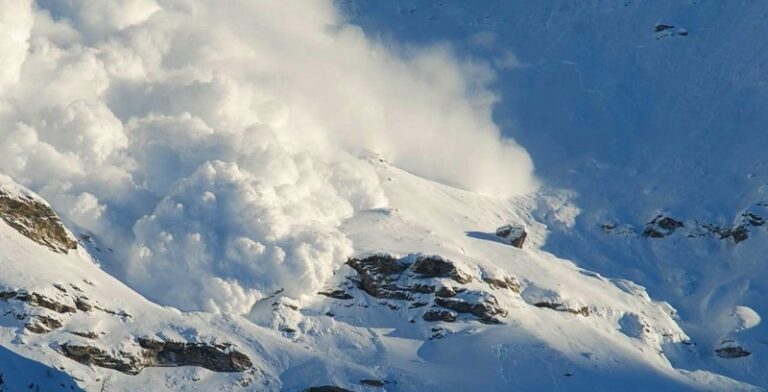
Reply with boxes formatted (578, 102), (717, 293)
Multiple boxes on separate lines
(0, 0), (536, 312)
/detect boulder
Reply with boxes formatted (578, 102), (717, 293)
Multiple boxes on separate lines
(495, 224), (527, 248)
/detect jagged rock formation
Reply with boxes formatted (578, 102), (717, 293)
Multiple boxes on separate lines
(0, 188), (77, 254)
(59, 338), (252, 375)
(342, 254), (517, 324)
(606, 203), (768, 245)
(641, 215), (684, 238)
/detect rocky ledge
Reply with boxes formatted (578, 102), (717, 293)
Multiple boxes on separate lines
(59, 338), (252, 375)
(331, 254), (519, 324)
(0, 187), (77, 254)
(603, 202), (768, 244)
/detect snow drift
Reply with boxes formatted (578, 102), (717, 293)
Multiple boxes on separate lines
(0, 0), (536, 312)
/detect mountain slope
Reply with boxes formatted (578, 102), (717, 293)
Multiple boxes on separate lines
(0, 162), (759, 391)
(337, 1), (768, 389)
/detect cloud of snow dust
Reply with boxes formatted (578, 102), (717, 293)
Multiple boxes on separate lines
(0, 0), (537, 313)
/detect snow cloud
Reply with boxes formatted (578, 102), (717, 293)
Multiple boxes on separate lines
(0, 0), (536, 312)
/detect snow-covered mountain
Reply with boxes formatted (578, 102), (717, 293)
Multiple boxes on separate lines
(0, 160), (757, 391)
(0, 0), (766, 391)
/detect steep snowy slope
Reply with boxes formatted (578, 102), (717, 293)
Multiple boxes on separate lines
(338, 0), (768, 389)
(0, 164), (759, 391)
(2, 0), (767, 390)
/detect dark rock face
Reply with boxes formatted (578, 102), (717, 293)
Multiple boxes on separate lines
(611, 205), (768, 245)
(642, 215), (684, 238)
(411, 256), (472, 284)
(360, 379), (387, 387)
(344, 254), (515, 324)
(495, 224), (527, 248)
(0, 189), (77, 254)
(305, 387), (352, 392)
(0, 290), (76, 314)
(59, 343), (144, 375)
(435, 286), (465, 298)
(435, 296), (506, 322)
(715, 346), (751, 359)
(59, 338), (252, 375)
(483, 276), (522, 293)
(534, 302), (590, 317)
(25, 314), (63, 334)
(317, 289), (353, 300)
(137, 338), (252, 372)
(422, 309), (457, 322)
(347, 255), (411, 300)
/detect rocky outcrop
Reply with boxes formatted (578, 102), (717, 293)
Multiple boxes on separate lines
(25, 314), (63, 334)
(305, 387), (352, 392)
(360, 379), (387, 387)
(59, 338), (252, 375)
(641, 215), (684, 238)
(317, 289), (353, 300)
(0, 189), (77, 254)
(0, 290), (76, 314)
(482, 275), (522, 293)
(422, 309), (457, 322)
(495, 224), (527, 248)
(343, 254), (514, 324)
(715, 346), (751, 359)
(411, 256), (473, 284)
(533, 302), (590, 317)
(608, 204), (768, 245)
(59, 343), (144, 374)
(347, 255), (412, 300)
(137, 338), (252, 372)
(435, 295), (506, 323)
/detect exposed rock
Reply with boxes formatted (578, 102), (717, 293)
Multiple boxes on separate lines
(642, 215), (684, 238)
(347, 255), (411, 300)
(742, 211), (765, 226)
(434, 296), (507, 321)
(729, 225), (750, 243)
(435, 286), (465, 298)
(25, 314), (63, 334)
(317, 289), (353, 300)
(305, 387), (352, 392)
(483, 276), (522, 293)
(655, 23), (675, 32)
(715, 346), (751, 359)
(0, 290), (76, 314)
(360, 379), (387, 387)
(534, 302), (590, 317)
(59, 338), (252, 375)
(137, 338), (252, 372)
(69, 331), (99, 340)
(0, 189), (77, 254)
(59, 343), (143, 375)
(411, 255), (472, 284)
(74, 296), (93, 312)
(422, 309), (457, 322)
(495, 224), (527, 248)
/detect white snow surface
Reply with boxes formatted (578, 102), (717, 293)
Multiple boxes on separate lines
(0, 0), (767, 390)
(0, 164), (759, 391)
